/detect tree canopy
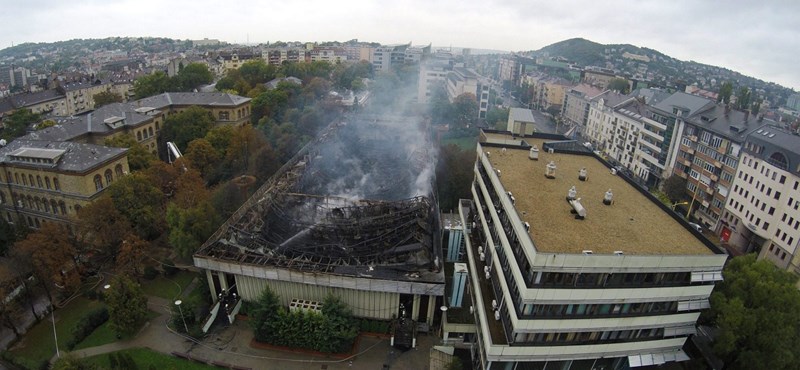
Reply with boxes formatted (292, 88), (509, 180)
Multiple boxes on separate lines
(104, 134), (157, 171)
(607, 78), (630, 94)
(706, 255), (800, 370)
(1, 109), (40, 140)
(661, 174), (687, 203)
(105, 274), (148, 336)
(93, 91), (123, 108)
(159, 106), (215, 151)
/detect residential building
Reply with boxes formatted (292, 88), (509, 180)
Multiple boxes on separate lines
(722, 125), (800, 273)
(308, 48), (347, 64)
(526, 76), (573, 111)
(417, 60), (452, 104)
(1, 90), (68, 117)
(0, 139), (129, 228)
(446, 68), (490, 119)
(218, 51), (258, 71)
(263, 48), (306, 66)
(661, 96), (755, 230)
(582, 68), (616, 89)
(561, 84), (606, 133)
(371, 43), (410, 73)
(497, 55), (520, 86)
(460, 130), (726, 370)
(60, 80), (113, 116)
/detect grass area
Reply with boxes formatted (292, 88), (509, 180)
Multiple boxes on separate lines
(441, 136), (478, 151)
(61, 309), (161, 351)
(140, 270), (197, 300)
(85, 348), (219, 370)
(8, 297), (103, 369)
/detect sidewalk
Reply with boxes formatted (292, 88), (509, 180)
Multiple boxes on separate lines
(64, 294), (437, 369)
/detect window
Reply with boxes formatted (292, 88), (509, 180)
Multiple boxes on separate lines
(36, 176), (42, 188)
(94, 175), (103, 191)
(45, 177), (51, 189)
(136, 131), (142, 141)
(148, 127), (154, 137)
(219, 111), (229, 120)
(62, 202), (70, 214)
(775, 191), (782, 200)
(115, 164), (124, 178)
(53, 178), (60, 191)
(104, 169), (113, 185)
(51, 199), (58, 215)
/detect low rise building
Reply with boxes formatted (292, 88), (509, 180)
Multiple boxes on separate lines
(446, 67), (490, 119)
(506, 108), (536, 136)
(561, 84), (606, 133)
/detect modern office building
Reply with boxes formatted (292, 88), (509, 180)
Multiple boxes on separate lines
(722, 125), (800, 272)
(446, 67), (490, 119)
(458, 130), (726, 370)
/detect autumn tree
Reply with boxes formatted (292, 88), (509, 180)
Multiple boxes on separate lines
(12, 223), (79, 301)
(93, 91), (123, 108)
(106, 274), (148, 336)
(0, 267), (22, 337)
(184, 138), (220, 178)
(1, 109), (40, 140)
(706, 255), (800, 370)
(107, 173), (165, 239)
(159, 106), (215, 151)
(105, 134), (157, 171)
(115, 234), (147, 276)
(76, 197), (133, 256)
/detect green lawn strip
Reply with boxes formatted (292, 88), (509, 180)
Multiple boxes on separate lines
(85, 347), (219, 370)
(8, 297), (103, 368)
(73, 309), (161, 351)
(140, 271), (196, 300)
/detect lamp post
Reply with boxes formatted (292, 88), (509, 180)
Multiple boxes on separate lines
(440, 306), (448, 342)
(50, 301), (59, 358)
(174, 300), (189, 334)
(671, 201), (689, 211)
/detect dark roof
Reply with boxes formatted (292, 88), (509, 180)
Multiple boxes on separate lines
(22, 102), (156, 142)
(652, 92), (715, 117)
(683, 105), (758, 142)
(0, 139), (126, 173)
(745, 124), (800, 173)
(7, 90), (64, 108)
(134, 92), (250, 109)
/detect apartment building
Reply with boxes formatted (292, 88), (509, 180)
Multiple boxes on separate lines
(61, 80), (113, 116)
(446, 67), (490, 119)
(722, 125), (800, 272)
(1, 90), (68, 117)
(263, 48), (306, 66)
(658, 94), (754, 230)
(308, 48), (347, 63)
(417, 60), (452, 104)
(0, 139), (129, 228)
(561, 84), (606, 133)
(459, 130), (726, 370)
(218, 51), (258, 71)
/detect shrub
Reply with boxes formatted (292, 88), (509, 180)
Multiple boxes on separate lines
(162, 259), (178, 277)
(66, 306), (109, 349)
(142, 266), (158, 280)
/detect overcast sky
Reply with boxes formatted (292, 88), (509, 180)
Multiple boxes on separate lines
(2, 0), (797, 90)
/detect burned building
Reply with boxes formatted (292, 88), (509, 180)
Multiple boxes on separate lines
(194, 115), (445, 325)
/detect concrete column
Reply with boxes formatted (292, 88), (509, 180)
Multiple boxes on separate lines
(206, 270), (217, 301)
(219, 272), (229, 292)
(427, 295), (436, 326)
(411, 294), (421, 321)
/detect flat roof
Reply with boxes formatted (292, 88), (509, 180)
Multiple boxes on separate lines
(509, 108), (535, 123)
(481, 133), (712, 255)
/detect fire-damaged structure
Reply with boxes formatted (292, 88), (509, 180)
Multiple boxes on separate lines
(194, 115), (445, 328)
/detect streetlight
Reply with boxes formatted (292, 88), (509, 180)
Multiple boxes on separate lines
(174, 300), (189, 334)
(440, 306), (448, 342)
(671, 201), (689, 211)
(51, 301), (59, 358)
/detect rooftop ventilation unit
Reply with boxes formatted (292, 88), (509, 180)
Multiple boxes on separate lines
(578, 168), (588, 181)
(529, 145), (539, 160)
(567, 185), (577, 201)
(545, 161), (557, 179)
(570, 198), (587, 219)
(524, 222), (530, 232)
(582, 250), (593, 255)
(614, 251), (624, 255)
(603, 189), (614, 205)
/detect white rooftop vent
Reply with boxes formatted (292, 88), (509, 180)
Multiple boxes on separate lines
(484, 266), (489, 274)
(0, 139), (6, 147)
(610, 167), (618, 175)
(603, 189), (613, 205)
(570, 198), (587, 219)
(478, 246), (483, 254)
(529, 145), (539, 160)
(582, 250), (593, 255)
(545, 161), (557, 179)
(578, 167), (588, 181)
(496, 169), (501, 177)
(567, 185), (577, 200)
(548, 147), (555, 154)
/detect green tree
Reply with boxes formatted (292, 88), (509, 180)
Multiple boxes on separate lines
(250, 286), (282, 343)
(105, 134), (157, 171)
(486, 107), (509, 130)
(175, 63), (213, 91)
(36, 119), (56, 130)
(0, 218), (14, 255)
(706, 255), (800, 370)
(107, 173), (165, 239)
(1, 109), (40, 140)
(437, 144), (475, 211)
(93, 91), (124, 108)
(607, 78), (630, 94)
(238, 60), (277, 86)
(159, 106), (215, 151)
(251, 89), (289, 124)
(52, 352), (100, 370)
(661, 174), (687, 203)
(184, 138), (220, 178)
(106, 274), (148, 337)
(133, 71), (175, 99)
(717, 82), (733, 104)
(735, 87), (751, 111)
(166, 201), (219, 257)
(452, 93), (478, 126)
(751, 97), (763, 116)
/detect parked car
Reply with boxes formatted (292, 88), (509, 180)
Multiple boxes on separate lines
(688, 222), (703, 233)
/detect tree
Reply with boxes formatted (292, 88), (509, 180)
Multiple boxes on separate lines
(76, 197), (133, 256)
(175, 63), (213, 91)
(607, 78), (630, 94)
(706, 255), (800, 370)
(12, 223), (79, 301)
(1, 109), (40, 140)
(251, 89), (289, 124)
(52, 352), (100, 370)
(106, 274), (148, 336)
(105, 134), (157, 171)
(238, 60), (277, 87)
(133, 71), (175, 99)
(486, 107), (510, 130)
(661, 174), (687, 203)
(452, 93), (478, 126)
(0, 218), (15, 256)
(184, 138), (220, 178)
(36, 119), (56, 130)
(159, 106), (215, 151)
(250, 286), (282, 343)
(166, 201), (219, 257)
(93, 91), (123, 108)
(735, 87), (751, 111)
(751, 97), (764, 116)
(437, 144), (475, 211)
(107, 173), (165, 239)
(115, 234), (147, 276)
(717, 82), (733, 104)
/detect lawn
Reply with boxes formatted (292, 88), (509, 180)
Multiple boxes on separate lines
(85, 347), (219, 370)
(140, 270), (197, 300)
(8, 297), (103, 369)
(73, 310), (161, 350)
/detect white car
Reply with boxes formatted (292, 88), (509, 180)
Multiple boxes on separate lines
(688, 222), (703, 233)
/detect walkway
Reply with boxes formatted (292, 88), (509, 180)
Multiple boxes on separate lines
(62, 294), (437, 369)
